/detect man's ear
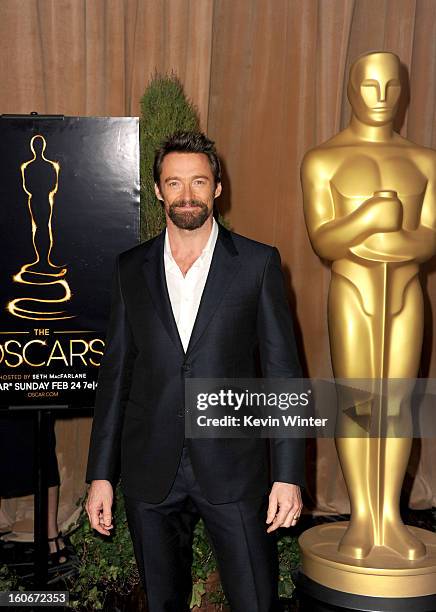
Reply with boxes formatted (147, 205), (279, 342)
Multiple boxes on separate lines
(154, 183), (164, 201)
(214, 182), (222, 199)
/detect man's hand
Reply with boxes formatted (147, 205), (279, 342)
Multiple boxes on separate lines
(266, 482), (302, 533)
(85, 479), (114, 536)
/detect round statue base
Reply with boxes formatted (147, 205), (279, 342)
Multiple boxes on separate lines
(298, 523), (436, 611)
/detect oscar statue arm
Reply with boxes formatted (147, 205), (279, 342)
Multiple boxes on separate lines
(397, 159), (436, 262)
(412, 165), (436, 261)
(301, 149), (401, 261)
(360, 157), (436, 263)
(377, 226), (436, 263)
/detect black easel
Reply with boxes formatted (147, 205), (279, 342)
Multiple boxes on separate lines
(35, 407), (50, 586)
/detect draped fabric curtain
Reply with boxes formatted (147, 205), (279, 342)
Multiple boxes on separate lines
(1, 0), (435, 534)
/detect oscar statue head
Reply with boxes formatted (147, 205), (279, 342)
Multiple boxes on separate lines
(347, 52), (401, 127)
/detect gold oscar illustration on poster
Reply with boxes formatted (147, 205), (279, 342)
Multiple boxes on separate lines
(8, 134), (74, 321)
(299, 52), (436, 610)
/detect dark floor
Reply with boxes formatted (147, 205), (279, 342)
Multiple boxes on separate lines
(1, 508), (435, 611)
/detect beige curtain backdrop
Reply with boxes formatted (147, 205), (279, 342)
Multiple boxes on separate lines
(1, 0), (435, 535)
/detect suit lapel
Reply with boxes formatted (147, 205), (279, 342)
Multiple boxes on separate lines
(186, 224), (240, 355)
(141, 231), (185, 354)
(141, 224), (240, 356)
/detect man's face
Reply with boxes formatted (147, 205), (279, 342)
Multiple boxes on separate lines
(155, 152), (222, 230)
(348, 54), (401, 126)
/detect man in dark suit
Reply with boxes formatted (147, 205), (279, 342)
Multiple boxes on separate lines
(86, 132), (304, 612)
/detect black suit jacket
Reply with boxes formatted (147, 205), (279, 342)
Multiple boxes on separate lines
(86, 224), (305, 503)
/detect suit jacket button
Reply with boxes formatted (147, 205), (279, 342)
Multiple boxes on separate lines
(182, 363), (191, 372)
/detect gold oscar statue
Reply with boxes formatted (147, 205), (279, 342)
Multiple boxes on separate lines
(8, 134), (74, 321)
(299, 52), (436, 604)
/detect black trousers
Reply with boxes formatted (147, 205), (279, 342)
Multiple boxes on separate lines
(124, 445), (279, 612)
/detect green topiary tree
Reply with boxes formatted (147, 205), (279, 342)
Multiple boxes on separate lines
(140, 71), (200, 241)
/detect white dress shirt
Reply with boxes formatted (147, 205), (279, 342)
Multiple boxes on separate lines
(164, 218), (219, 352)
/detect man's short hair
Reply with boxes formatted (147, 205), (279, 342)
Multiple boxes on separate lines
(153, 131), (222, 188)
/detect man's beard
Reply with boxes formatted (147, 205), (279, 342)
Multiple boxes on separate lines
(168, 198), (211, 230)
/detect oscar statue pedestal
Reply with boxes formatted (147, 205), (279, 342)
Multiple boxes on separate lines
(298, 522), (436, 611)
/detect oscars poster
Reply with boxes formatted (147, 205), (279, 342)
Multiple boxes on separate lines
(0, 116), (140, 407)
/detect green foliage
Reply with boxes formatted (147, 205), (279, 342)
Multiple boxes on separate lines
(1, 497), (299, 610)
(190, 522), (300, 607)
(66, 495), (227, 610)
(190, 581), (206, 609)
(140, 71), (200, 241)
(0, 565), (21, 591)
(67, 492), (139, 610)
(191, 520), (226, 607)
(191, 519), (217, 582)
(277, 533), (301, 598)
